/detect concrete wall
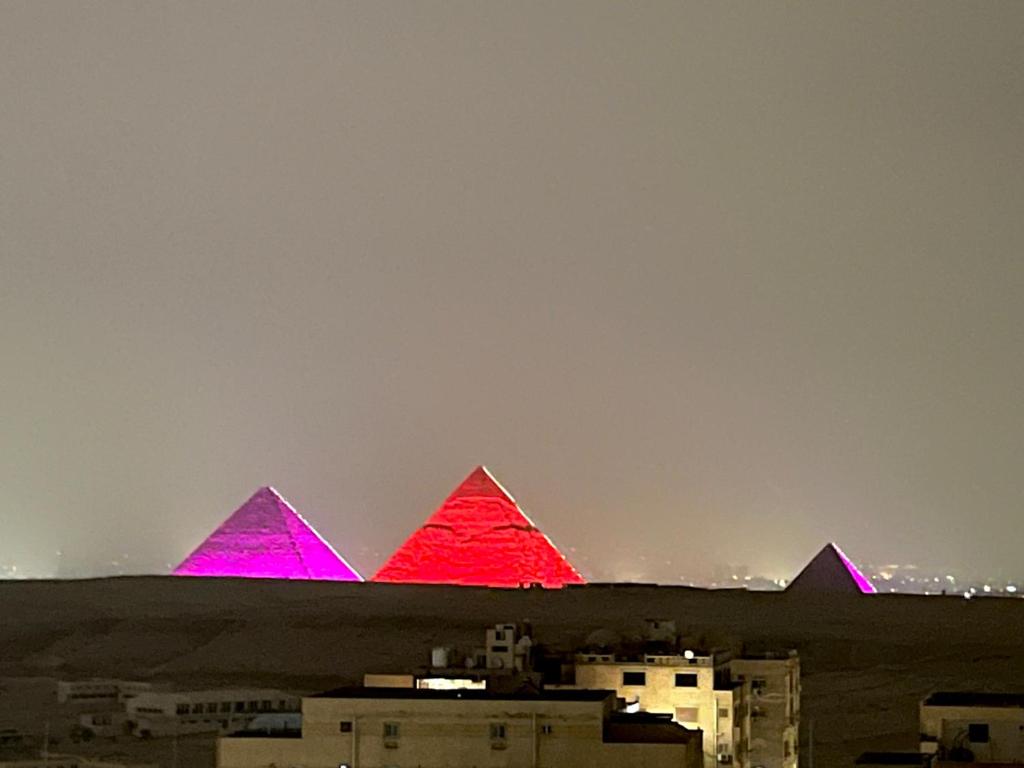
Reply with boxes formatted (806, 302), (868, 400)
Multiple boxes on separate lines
(731, 657), (799, 768)
(921, 704), (1024, 763)
(219, 694), (700, 768)
(574, 661), (727, 768)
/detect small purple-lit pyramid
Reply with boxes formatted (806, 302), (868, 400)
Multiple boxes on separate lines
(173, 487), (361, 581)
(785, 542), (875, 595)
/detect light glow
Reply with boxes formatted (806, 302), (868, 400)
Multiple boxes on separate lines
(830, 542), (877, 594)
(173, 486), (362, 581)
(372, 466), (585, 588)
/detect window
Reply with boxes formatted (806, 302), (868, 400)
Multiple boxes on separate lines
(675, 673), (698, 687)
(206, 703), (218, 714)
(175, 704), (189, 715)
(490, 723), (507, 740)
(339, 721), (352, 733)
(495, 630), (506, 641)
(623, 671), (646, 686)
(220, 702), (231, 713)
(234, 702), (245, 713)
(751, 679), (767, 694)
(719, 707), (729, 719)
(191, 704), (203, 714)
(383, 722), (400, 739)
(491, 645), (509, 653)
(260, 700), (272, 711)
(541, 724), (554, 735)
(675, 707), (700, 723)
(968, 723), (990, 743)
(247, 701), (258, 712)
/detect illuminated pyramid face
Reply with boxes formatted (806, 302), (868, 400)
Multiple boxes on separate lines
(786, 542), (875, 594)
(373, 466), (585, 588)
(174, 487), (362, 581)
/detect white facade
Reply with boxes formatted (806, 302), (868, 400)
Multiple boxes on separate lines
(56, 680), (152, 706)
(126, 689), (299, 738)
(731, 653), (800, 768)
(920, 692), (1024, 763)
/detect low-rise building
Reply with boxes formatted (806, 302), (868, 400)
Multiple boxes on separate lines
(920, 691), (1024, 764)
(217, 687), (703, 768)
(56, 680), (152, 706)
(126, 688), (299, 738)
(731, 651), (800, 768)
(573, 649), (748, 768)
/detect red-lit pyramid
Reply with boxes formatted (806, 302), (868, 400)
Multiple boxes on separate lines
(373, 466), (585, 588)
(174, 487), (362, 581)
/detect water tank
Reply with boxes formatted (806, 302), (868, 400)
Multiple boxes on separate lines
(431, 646), (450, 668)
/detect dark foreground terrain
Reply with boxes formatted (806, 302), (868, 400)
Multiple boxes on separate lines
(2, 577), (1023, 767)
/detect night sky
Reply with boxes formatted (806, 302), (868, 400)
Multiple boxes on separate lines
(2, 2), (1022, 581)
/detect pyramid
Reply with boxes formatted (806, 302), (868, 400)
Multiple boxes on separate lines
(785, 542), (875, 594)
(372, 466), (585, 588)
(174, 487), (362, 581)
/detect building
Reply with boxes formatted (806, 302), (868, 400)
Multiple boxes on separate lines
(731, 651), (800, 768)
(217, 687), (703, 768)
(56, 679), (152, 706)
(125, 688), (300, 737)
(573, 649), (748, 768)
(920, 692), (1024, 764)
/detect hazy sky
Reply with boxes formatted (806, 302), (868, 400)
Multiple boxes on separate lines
(2, 1), (1023, 581)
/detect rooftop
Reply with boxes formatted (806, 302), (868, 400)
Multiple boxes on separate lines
(924, 692), (1024, 708)
(605, 713), (698, 744)
(313, 686), (614, 702)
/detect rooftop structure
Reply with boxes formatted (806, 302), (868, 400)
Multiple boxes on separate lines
(173, 487), (361, 581)
(785, 542), (876, 595)
(372, 466), (585, 588)
(920, 690), (1024, 764)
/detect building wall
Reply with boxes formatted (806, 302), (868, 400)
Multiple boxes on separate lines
(127, 689), (299, 737)
(573, 657), (737, 768)
(921, 704), (1024, 762)
(731, 656), (800, 768)
(219, 695), (701, 768)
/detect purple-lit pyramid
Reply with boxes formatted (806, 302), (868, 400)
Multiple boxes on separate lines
(173, 487), (361, 581)
(785, 542), (875, 595)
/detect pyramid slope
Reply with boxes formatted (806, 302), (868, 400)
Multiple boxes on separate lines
(174, 487), (362, 581)
(786, 542), (875, 594)
(373, 466), (585, 588)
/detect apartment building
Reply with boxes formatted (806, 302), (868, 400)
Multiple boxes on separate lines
(731, 651), (800, 768)
(573, 649), (749, 768)
(920, 692), (1024, 764)
(217, 687), (703, 768)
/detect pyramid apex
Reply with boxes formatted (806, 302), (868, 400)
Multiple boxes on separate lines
(786, 541), (875, 594)
(173, 486), (362, 582)
(373, 466), (585, 588)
